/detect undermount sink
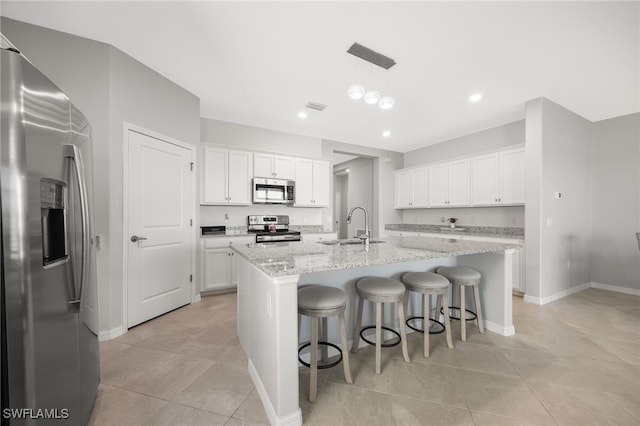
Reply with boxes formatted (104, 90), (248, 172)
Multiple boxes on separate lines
(318, 239), (386, 246)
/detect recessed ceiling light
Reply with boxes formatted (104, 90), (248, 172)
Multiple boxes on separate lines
(345, 169), (350, 173)
(469, 93), (483, 103)
(382, 130), (391, 137)
(297, 111), (307, 119)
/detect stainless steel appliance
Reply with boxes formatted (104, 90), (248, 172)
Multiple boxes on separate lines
(253, 178), (295, 204)
(248, 215), (301, 242)
(1, 40), (99, 425)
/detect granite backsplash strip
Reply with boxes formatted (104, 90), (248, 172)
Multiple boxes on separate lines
(289, 225), (325, 233)
(385, 223), (524, 238)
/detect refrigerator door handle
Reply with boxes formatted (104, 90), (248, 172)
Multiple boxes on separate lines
(64, 144), (90, 308)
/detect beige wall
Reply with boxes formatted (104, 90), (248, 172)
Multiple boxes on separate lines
(322, 140), (404, 238)
(526, 98), (593, 301)
(591, 113), (640, 290)
(2, 18), (201, 335)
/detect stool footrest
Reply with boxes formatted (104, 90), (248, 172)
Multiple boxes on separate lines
(441, 307), (477, 322)
(406, 316), (445, 334)
(298, 342), (343, 369)
(360, 326), (401, 348)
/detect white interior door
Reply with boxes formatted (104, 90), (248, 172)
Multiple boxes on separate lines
(127, 129), (194, 328)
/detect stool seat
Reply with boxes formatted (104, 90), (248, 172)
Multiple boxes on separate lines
(402, 272), (450, 290)
(356, 277), (405, 298)
(298, 286), (347, 311)
(436, 266), (481, 284)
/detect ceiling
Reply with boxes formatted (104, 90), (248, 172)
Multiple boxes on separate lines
(2, 1), (638, 153)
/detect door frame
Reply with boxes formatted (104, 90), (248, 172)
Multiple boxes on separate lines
(121, 122), (197, 331)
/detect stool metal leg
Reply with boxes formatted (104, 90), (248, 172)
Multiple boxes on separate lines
(473, 286), (485, 334)
(375, 302), (382, 375)
(352, 296), (364, 353)
(310, 317), (318, 402)
(423, 293), (430, 357)
(442, 294), (454, 349)
(460, 285), (466, 342)
(397, 300), (411, 363)
(339, 312), (353, 384)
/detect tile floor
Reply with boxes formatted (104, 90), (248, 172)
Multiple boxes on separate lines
(91, 288), (640, 425)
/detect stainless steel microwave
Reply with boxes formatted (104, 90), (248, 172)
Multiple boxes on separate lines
(253, 178), (295, 204)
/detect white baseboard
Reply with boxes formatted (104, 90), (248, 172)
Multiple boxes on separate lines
(523, 282), (591, 305)
(484, 320), (515, 336)
(590, 282), (640, 296)
(98, 326), (125, 341)
(192, 293), (202, 303)
(248, 360), (302, 426)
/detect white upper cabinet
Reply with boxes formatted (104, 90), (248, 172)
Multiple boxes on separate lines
(471, 148), (525, 205)
(254, 153), (295, 180)
(428, 159), (470, 207)
(294, 159), (330, 207)
(498, 148), (525, 204)
(471, 153), (500, 205)
(202, 148), (252, 205)
(395, 167), (428, 209)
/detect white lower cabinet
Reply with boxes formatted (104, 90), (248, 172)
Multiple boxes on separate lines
(301, 232), (337, 243)
(201, 236), (254, 291)
(457, 234), (526, 292)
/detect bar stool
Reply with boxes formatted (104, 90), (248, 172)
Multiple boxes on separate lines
(401, 272), (453, 357)
(351, 277), (410, 374)
(298, 285), (352, 402)
(436, 266), (485, 341)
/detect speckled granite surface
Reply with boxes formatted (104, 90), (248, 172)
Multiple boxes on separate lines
(385, 224), (524, 238)
(288, 225), (329, 233)
(231, 235), (520, 277)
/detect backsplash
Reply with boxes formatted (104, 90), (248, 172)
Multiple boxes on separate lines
(400, 206), (525, 228)
(385, 223), (524, 238)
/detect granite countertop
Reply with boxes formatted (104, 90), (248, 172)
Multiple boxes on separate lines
(231, 235), (520, 277)
(385, 224), (524, 239)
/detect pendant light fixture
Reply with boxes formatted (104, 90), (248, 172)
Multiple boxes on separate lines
(346, 43), (396, 110)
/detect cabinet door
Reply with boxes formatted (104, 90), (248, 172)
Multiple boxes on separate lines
(294, 158), (314, 206)
(471, 154), (499, 206)
(411, 168), (428, 208)
(203, 248), (231, 290)
(428, 164), (449, 207)
(395, 170), (413, 208)
(202, 148), (228, 204)
(499, 149), (525, 204)
(228, 150), (253, 204)
(254, 153), (274, 178)
(312, 160), (330, 206)
(448, 160), (470, 206)
(273, 156), (295, 180)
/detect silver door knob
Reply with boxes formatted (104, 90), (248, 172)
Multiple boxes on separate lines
(130, 235), (147, 242)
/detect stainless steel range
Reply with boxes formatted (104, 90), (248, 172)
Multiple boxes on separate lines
(248, 215), (301, 243)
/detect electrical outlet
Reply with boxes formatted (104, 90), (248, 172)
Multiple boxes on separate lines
(440, 216), (445, 223)
(567, 260), (571, 269)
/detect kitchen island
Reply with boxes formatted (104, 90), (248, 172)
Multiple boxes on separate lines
(232, 236), (519, 426)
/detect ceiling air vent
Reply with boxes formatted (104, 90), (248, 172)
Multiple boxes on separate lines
(305, 101), (327, 111)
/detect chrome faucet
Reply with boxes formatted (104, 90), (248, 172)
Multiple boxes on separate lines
(347, 206), (370, 247)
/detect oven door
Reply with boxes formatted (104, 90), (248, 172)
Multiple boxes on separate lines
(255, 232), (301, 243)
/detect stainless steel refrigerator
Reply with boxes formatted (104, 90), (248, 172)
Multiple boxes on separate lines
(1, 36), (99, 425)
